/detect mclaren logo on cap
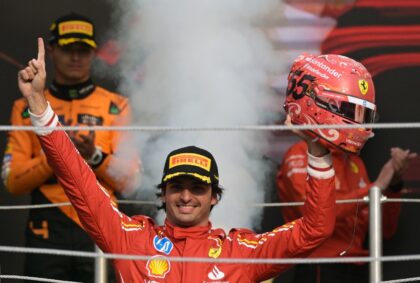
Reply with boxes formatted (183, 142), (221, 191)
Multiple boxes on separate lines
(358, 79), (369, 95)
(59, 20), (93, 36)
(169, 153), (211, 172)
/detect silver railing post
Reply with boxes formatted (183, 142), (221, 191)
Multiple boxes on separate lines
(369, 185), (382, 283)
(95, 245), (107, 283)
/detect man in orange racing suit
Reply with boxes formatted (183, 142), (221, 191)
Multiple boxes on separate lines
(276, 53), (417, 283)
(2, 14), (139, 281)
(17, 38), (336, 283)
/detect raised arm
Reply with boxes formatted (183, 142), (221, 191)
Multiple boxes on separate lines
(243, 119), (335, 281)
(18, 38), (148, 253)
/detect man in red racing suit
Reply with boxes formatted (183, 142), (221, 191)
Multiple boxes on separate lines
(18, 38), (337, 283)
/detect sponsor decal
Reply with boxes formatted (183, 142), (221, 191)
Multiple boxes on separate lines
(59, 20), (93, 36)
(21, 107), (30, 119)
(208, 265), (225, 280)
(109, 102), (121, 115)
(69, 89), (79, 99)
(146, 255), (170, 279)
(335, 176), (341, 190)
(57, 115), (66, 124)
(153, 235), (174, 255)
(359, 177), (367, 188)
(169, 153), (211, 171)
(350, 161), (359, 174)
(1, 154), (11, 184)
(305, 57), (343, 79)
(77, 114), (104, 125)
(358, 79), (369, 95)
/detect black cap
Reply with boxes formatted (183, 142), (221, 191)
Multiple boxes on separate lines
(160, 146), (219, 185)
(49, 13), (97, 48)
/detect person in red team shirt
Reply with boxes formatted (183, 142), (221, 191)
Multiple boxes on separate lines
(16, 38), (338, 283)
(276, 53), (416, 283)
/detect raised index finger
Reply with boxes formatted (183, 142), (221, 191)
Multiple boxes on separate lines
(37, 37), (45, 62)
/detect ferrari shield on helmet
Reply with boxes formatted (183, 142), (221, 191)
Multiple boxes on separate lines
(284, 54), (376, 154)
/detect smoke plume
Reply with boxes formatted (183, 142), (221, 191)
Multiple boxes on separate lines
(110, 0), (284, 230)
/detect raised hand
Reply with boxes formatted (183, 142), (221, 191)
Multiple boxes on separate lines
(285, 114), (329, 157)
(18, 38), (47, 114)
(390, 147), (417, 180)
(375, 147), (417, 190)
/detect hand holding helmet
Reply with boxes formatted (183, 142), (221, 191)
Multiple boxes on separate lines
(284, 54), (376, 154)
(284, 114), (328, 157)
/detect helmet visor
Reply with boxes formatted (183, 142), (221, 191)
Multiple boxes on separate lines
(315, 92), (376, 124)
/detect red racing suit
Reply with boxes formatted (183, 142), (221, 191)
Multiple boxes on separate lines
(277, 141), (401, 258)
(33, 105), (336, 283)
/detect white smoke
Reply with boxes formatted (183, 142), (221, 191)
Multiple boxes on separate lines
(110, 0), (285, 230)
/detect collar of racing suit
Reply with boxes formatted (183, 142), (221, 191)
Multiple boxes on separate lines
(49, 79), (96, 101)
(163, 219), (223, 240)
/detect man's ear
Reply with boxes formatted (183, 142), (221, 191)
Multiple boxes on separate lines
(211, 195), (217, 206)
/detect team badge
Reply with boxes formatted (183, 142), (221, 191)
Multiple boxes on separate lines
(146, 255), (170, 278)
(358, 79), (369, 95)
(153, 235), (174, 255)
(208, 237), (222, 258)
(208, 246), (222, 259)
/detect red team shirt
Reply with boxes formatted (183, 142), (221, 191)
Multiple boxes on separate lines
(277, 141), (401, 258)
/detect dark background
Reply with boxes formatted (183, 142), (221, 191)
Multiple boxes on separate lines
(0, 1), (419, 282)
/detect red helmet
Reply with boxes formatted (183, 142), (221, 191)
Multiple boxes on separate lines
(284, 54), (376, 154)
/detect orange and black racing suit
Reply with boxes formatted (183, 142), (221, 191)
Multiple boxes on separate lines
(1, 80), (139, 281)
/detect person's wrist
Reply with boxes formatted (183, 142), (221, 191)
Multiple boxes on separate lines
(26, 93), (47, 115)
(307, 141), (329, 157)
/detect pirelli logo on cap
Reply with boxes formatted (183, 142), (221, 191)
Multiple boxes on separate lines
(59, 21), (93, 36)
(169, 153), (211, 171)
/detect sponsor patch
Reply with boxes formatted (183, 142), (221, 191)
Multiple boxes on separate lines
(350, 161), (359, 174)
(109, 102), (121, 115)
(21, 108), (30, 119)
(358, 79), (369, 95)
(77, 114), (103, 125)
(1, 154), (12, 184)
(146, 255), (170, 279)
(208, 265), (225, 280)
(58, 20), (93, 36)
(359, 177), (367, 188)
(169, 153), (211, 171)
(153, 236), (174, 255)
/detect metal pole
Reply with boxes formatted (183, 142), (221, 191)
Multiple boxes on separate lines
(95, 245), (107, 283)
(369, 185), (382, 283)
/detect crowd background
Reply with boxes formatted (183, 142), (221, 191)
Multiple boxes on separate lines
(0, 0), (419, 282)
